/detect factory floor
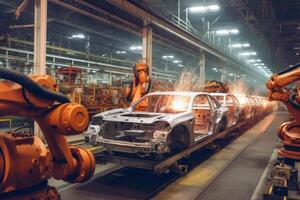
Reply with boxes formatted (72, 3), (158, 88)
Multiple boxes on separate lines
(53, 112), (288, 200)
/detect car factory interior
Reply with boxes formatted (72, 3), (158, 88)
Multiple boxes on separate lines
(0, 0), (299, 200)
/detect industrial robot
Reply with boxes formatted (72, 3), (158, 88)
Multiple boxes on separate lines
(0, 68), (95, 199)
(267, 63), (300, 161)
(125, 62), (151, 103)
(201, 80), (230, 93)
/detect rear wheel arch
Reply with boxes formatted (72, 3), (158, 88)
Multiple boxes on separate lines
(219, 116), (227, 132)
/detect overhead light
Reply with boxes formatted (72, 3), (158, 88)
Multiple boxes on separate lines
(71, 34), (85, 39)
(178, 64), (184, 67)
(247, 59), (256, 63)
(216, 29), (239, 36)
(116, 50), (127, 54)
(188, 4), (220, 13)
(66, 51), (75, 55)
(239, 51), (257, 56)
(129, 46), (142, 50)
(231, 44), (242, 48)
(212, 67), (217, 71)
(162, 55), (174, 59)
(255, 59), (261, 62)
(242, 43), (250, 47)
(253, 63), (259, 66)
(230, 43), (250, 48)
(173, 60), (182, 63)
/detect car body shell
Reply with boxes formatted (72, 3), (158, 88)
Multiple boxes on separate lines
(234, 94), (255, 121)
(84, 91), (227, 155)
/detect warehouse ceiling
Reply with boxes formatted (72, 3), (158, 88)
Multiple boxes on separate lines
(142, 0), (300, 71)
(272, 0), (300, 68)
(218, 0), (300, 69)
(0, 0), (299, 83)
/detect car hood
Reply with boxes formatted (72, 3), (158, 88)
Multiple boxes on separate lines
(101, 110), (193, 126)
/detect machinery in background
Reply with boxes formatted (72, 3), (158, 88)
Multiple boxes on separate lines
(151, 80), (174, 92)
(56, 66), (83, 104)
(201, 80), (230, 93)
(0, 68), (95, 199)
(56, 66), (129, 116)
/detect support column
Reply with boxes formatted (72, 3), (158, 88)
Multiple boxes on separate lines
(33, 0), (47, 75)
(33, 0), (47, 138)
(221, 68), (226, 82)
(233, 73), (237, 84)
(199, 50), (205, 84)
(109, 72), (113, 86)
(142, 20), (153, 76)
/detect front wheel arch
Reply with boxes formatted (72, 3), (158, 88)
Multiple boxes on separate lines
(169, 125), (190, 152)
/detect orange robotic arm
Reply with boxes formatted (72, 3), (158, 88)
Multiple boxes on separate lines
(125, 62), (151, 104)
(201, 80), (230, 93)
(266, 63), (300, 122)
(0, 68), (95, 194)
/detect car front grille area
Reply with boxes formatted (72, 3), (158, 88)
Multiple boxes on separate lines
(100, 122), (157, 143)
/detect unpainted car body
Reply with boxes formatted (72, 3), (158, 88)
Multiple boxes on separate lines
(84, 91), (226, 155)
(234, 94), (254, 121)
(210, 93), (240, 128)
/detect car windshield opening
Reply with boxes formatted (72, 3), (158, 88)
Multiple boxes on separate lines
(133, 95), (191, 113)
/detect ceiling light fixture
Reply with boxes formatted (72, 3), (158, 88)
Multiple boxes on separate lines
(188, 4), (220, 13)
(70, 34), (85, 39)
(216, 29), (239, 36)
(129, 46), (142, 50)
(239, 51), (257, 56)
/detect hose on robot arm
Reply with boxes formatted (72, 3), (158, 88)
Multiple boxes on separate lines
(0, 67), (70, 104)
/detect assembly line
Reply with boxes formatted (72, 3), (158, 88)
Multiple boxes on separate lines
(0, 1), (299, 200)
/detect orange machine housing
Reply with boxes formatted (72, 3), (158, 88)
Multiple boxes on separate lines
(125, 62), (151, 107)
(201, 80), (230, 93)
(266, 63), (300, 160)
(0, 70), (95, 197)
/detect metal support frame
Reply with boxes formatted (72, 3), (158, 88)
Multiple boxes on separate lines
(220, 64), (227, 82)
(199, 50), (205, 84)
(0, 46), (177, 81)
(142, 20), (153, 76)
(33, 0), (47, 138)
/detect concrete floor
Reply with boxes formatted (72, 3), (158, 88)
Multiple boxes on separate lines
(56, 112), (287, 200)
(196, 112), (286, 200)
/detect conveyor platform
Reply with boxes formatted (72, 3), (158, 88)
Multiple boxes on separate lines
(52, 112), (287, 200)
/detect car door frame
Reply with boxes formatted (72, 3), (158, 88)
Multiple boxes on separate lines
(192, 94), (214, 141)
(207, 95), (223, 134)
